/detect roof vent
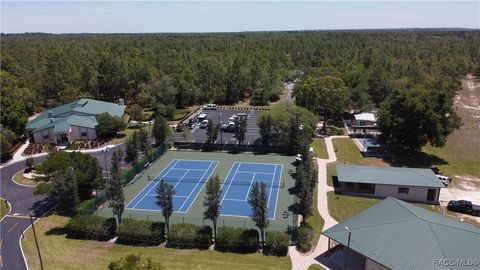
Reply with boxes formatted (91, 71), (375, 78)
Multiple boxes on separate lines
(48, 111), (53, 118)
(119, 98), (125, 106)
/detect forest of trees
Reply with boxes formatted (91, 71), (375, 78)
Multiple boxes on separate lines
(1, 30), (480, 154)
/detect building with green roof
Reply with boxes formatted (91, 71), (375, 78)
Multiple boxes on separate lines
(26, 98), (125, 144)
(322, 197), (480, 270)
(336, 164), (444, 204)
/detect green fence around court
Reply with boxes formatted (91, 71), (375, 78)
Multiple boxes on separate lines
(77, 144), (167, 215)
(122, 144), (167, 185)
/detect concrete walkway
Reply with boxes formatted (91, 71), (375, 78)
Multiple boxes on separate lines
(0, 143), (119, 169)
(289, 136), (349, 270)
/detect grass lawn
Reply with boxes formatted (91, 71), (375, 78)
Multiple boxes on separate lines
(328, 138), (388, 187)
(308, 264), (327, 270)
(326, 164), (335, 187)
(22, 214), (291, 270)
(0, 198), (10, 219)
(108, 125), (153, 145)
(311, 138), (328, 159)
(327, 192), (440, 222)
(332, 138), (386, 166)
(13, 169), (38, 186)
(305, 181), (325, 251)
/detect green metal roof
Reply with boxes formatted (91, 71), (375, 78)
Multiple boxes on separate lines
(323, 197), (480, 270)
(336, 164), (444, 188)
(26, 98), (124, 132)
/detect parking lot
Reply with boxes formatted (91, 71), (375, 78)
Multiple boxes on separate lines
(173, 108), (263, 146)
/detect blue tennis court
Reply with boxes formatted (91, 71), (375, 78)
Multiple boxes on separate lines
(126, 159), (218, 213)
(220, 162), (283, 219)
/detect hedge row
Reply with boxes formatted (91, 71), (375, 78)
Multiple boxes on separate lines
(166, 224), (212, 249)
(66, 215), (116, 241)
(116, 219), (166, 246)
(264, 231), (289, 256)
(297, 225), (314, 253)
(215, 227), (259, 253)
(64, 216), (290, 256)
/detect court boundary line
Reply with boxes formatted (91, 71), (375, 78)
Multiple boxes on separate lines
(126, 159), (180, 209)
(220, 162), (241, 205)
(243, 172), (257, 201)
(270, 164), (283, 219)
(127, 159), (219, 213)
(180, 161), (220, 213)
(219, 161), (282, 220)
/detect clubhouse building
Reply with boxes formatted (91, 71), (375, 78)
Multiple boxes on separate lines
(322, 197), (480, 270)
(336, 164), (445, 204)
(26, 98), (125, 144)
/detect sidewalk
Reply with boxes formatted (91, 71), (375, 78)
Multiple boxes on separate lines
(0, 142), (120, 169)
(289, 136), (348, 270)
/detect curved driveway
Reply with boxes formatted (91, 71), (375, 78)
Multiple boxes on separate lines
(0, 144), (124, 270)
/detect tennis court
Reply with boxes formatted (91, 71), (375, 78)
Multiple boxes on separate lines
(220, 162), (283, 219)
(125, 159), (219, 213)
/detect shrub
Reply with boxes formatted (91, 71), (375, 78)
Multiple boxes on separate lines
(297, 224), (314, 253)
(264, 231), (289, 256)
(33, 182), (52, 195)
(116, 219), (165, 246)
(215, 227), (259, 253)
(166, 224), (211, 249)
(66, 215), (116, 241)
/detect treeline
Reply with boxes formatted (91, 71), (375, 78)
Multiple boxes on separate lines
(1, 30), (480, 155)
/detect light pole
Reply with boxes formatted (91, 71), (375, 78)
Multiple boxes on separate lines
(102, 147), (110, 181)
(218, 113), (223, 145)
(344, 226), (352, 270)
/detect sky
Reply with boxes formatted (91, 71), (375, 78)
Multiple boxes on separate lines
(1, 1), (479, 33)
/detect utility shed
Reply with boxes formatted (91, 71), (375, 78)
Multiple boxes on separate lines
(323, 197), (480, 270)
(336, 164), (444, 204)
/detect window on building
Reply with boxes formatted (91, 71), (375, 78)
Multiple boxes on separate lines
(43, 134), (49, 140)
(398, 187), (409, 195)
(81, 131), (88, 137)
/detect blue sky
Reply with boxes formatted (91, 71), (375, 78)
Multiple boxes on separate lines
(2, 1), (479, 33)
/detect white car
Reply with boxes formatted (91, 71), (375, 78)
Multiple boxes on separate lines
(204, 104), (217, 110)
(200, 120), (209, 129)
(229, 115), (238, 122)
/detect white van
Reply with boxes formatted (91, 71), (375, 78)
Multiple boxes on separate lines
(198, 113), (207, 122)
(436, 175), (450, 186)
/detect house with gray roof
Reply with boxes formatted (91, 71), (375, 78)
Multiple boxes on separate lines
(322, 197), (480, 270)
(26, 98), (125, 144)
(336, 164), (445, 204)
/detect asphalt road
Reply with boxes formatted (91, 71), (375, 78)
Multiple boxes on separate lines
(0, 143), (125, 270)
(173, 108), (262, 146)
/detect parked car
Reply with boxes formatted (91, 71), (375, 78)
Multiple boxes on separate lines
(204, 104), (217, 110)
(197, 113), (207, 122)
(436, 175), (450, 186)
(221, 122), (235, 132)
(447, 200), (480, 216)
(236, 113), (248, 119)
(229, 115), (238, 122)
(200, 120), (209, 129)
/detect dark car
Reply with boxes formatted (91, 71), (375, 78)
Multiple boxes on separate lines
(447, 200), (480, 216)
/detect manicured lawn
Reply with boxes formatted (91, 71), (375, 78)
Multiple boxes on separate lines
(326, 164), (335, 187)
(0, 198), (10, 219)
(311, 138), (328, 159)
(22, 214), (291, 270)
(308, 264), (327, 270)
(332, 138), (386, 166)
(13, 169), (38, 186)
(305, 181), (325, 251)
(328, 138), (387, 187)
(327, 192), (440, 222)
(108, 125), (153, 145)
